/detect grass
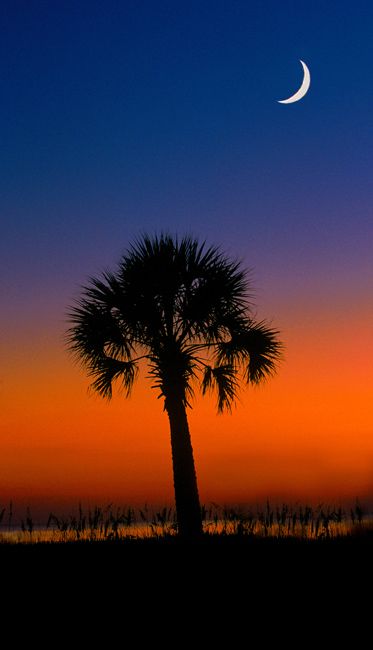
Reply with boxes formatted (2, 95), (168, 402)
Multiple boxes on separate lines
(0, 499), (371, 545)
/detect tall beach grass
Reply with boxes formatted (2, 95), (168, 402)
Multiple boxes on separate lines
(0, 499), (370, 544)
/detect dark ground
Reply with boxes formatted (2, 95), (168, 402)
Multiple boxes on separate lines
(2, 532), (372, 579)
(2, 534), (371, 636)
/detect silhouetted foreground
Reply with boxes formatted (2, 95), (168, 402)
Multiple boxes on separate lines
(1, 527), (372, 609)
(2, 531), (372, 623)
(1, 500), (368, 540)
(2, 526), (372, 560)
(1, 499), (371, 593)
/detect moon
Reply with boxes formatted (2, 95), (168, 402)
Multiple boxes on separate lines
(278, 60), (311, 104)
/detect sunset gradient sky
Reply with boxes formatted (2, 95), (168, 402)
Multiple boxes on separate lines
(1, 1), (372, 518)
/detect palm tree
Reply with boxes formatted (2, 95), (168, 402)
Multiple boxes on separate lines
(67, 234), (282, 538)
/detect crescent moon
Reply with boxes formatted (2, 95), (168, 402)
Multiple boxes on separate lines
(278, 60), (311, 104)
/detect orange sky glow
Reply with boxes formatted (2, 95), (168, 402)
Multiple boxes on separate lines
(1, 295), (372, 519)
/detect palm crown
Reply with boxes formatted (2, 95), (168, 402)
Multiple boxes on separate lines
(67, 234), (281, 412)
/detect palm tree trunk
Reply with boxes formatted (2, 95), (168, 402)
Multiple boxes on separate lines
(165, 396), (203, 538)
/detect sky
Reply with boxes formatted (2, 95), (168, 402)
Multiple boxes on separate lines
(1, 1), (372, 519)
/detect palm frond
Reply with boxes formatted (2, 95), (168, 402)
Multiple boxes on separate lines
(177, 251), (252, 345)
(201, 364), (214, 394)
(201, 364), (239, 413)
(66, 278), (140, 399)
(245, 322), (283, 384)
(66, 299), (134, 365)
(89, 357), (138, 400)
(215, 320), (283, 384)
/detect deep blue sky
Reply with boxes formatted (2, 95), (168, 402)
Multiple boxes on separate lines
(1, 0), (372, 328)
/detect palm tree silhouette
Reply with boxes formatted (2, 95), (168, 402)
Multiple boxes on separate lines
(67, 234), (282, 538)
